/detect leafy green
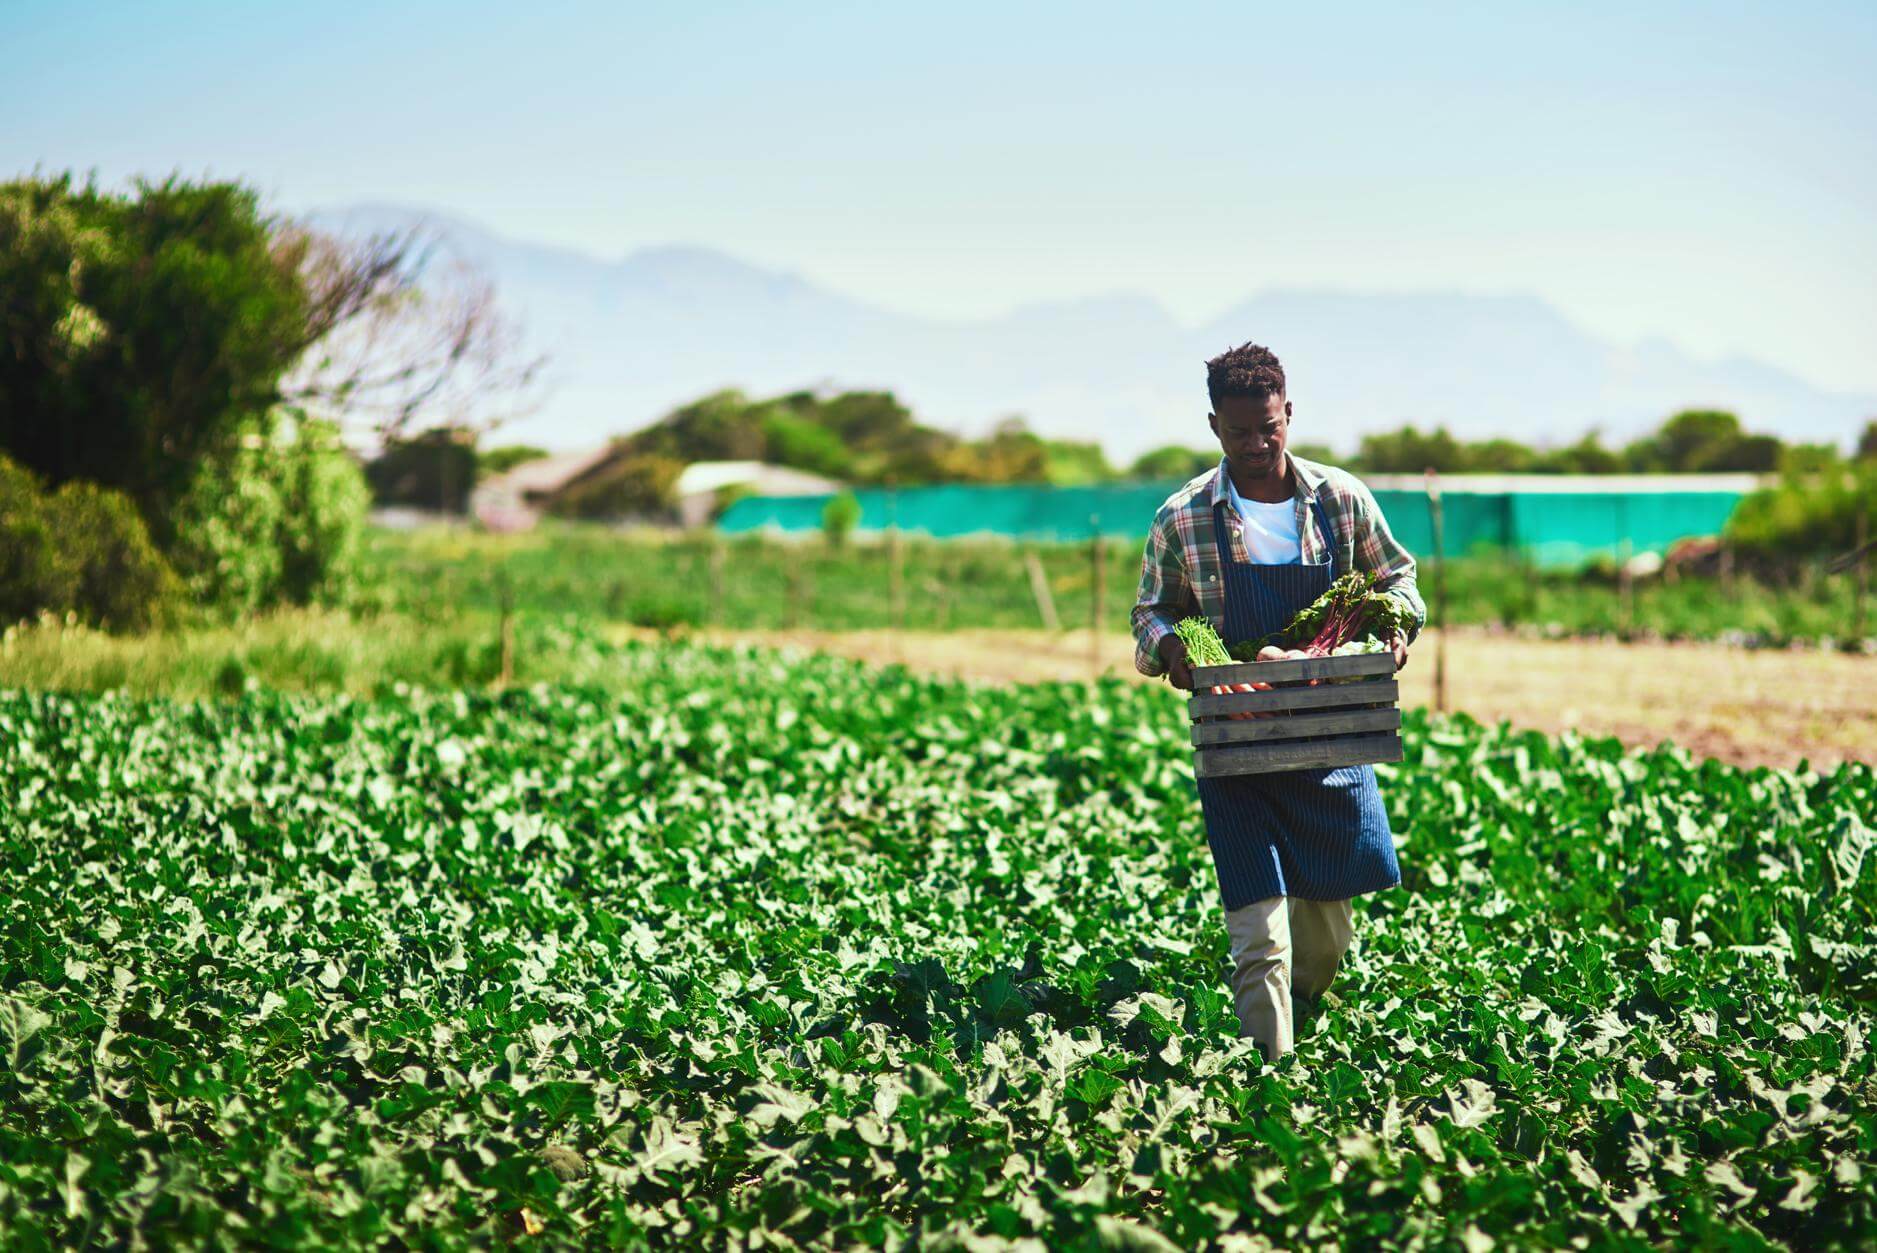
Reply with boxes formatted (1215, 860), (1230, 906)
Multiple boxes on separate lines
(1, 635), (1875, 1248)
(1265, 570), (1420, 653)
(1173, 616), (1233, 667)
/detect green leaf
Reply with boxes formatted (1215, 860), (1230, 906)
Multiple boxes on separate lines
(0, 995), (53, 1068)
(1829, 812), (1875, 893)
(747, 1082), (814, 1129)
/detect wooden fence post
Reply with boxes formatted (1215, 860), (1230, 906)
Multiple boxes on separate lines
(1857, 506), (1870, 643)
(709, 538), (726, 627)
(1617, 539), (1634, 637)
(1088, 516), (1105, 677)
(1024, 547), (1061, 632)
(883, 486), (904, 662)
(887, 489), (904, 634)
(1522, 546), (1540, 623)
(497, 570), (515, 688)
(885, 532), (900, 637)
(1605, 491), (1629, 636)
(1426, 470), (1447, 715)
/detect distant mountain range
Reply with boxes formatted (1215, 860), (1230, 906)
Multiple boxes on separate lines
(312, 205), (1873, 461)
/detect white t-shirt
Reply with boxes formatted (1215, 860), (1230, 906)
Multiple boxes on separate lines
(1224, 474), (1302, 565)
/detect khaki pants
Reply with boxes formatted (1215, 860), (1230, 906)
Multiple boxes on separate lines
(1223, 896), (1354, 1061)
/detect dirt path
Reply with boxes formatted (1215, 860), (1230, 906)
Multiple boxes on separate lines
(667, 626), (1875, 771)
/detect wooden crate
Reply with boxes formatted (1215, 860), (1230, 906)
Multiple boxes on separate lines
(1187, 652), (1401, 777)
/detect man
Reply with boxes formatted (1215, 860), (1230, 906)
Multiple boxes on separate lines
(1131, 341), (1424, 1061)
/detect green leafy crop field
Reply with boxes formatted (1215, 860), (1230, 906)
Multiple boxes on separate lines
(3, 641), (1875, 1248)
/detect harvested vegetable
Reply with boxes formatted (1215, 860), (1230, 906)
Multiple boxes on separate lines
(1261, 571), (1415, 655)
(1173, 616), (1233, 668)
(1176, 618), (1268, 718)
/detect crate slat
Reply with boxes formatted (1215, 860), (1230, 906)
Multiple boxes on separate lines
(1188, 680), (1399, 719)
(1191, 706), (1401, 746)
(1195, 732), (1404, 778)
(1190, 652), (1395, 688)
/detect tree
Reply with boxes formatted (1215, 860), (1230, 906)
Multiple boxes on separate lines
(822, 490), (863, 548)
(760, 409), (854, 479)
(0, 173), (541, 582)
(0, 453), (178, 630)
(0, 175), (313, 535)
(1534, 430), (1623, 475)
(811, 391), (923, 453)
(1729, 458), (1877, 560)
(629, 390), (768, 463)
(1623, 409), (1776, 473)
(1041, 438), (1115, 485)
(169, 411), (370, 612)
(279, 224), (545, 441)
(1354, 425), (1470, 474)
(1778, 443), (1842, 476)
(270, 416), (371, 606)
(364, 426), (479, 513)
(550, 452), (684, 520)
(945, 417), (1050, 483)
(478, 444), (551, 477)
(1856, 419), (1877, 462)
(607, 387), (1135, 488)
(1465, 439), (1539, 473)
(1287, 442), (1341, 467)
(1126, 442), (1216, 476)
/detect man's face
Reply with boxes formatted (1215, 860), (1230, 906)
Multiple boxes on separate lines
(1208, 392), (1292, 480)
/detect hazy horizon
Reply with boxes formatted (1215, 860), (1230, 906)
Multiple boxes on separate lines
(297, 200), (1874, 459)
(312, 197), (1842, 363)
(5, 0), (1873, 406)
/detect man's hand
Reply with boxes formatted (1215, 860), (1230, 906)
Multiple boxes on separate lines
(1389, 633), (1410, 672)
(1157, 633), (1195, 691)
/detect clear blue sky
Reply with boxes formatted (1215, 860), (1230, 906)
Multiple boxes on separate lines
(5, 0), (1873, 393)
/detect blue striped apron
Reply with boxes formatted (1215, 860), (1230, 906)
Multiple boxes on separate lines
(1195, 495), (1401, 910)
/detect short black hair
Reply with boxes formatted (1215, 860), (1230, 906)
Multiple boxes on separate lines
(1206, 342), (1286, 408)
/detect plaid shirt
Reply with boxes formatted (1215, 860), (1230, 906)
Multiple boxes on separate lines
(1131, 455), (1427, 677)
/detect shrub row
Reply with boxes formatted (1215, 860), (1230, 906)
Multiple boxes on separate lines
(0, 455), (178, 630)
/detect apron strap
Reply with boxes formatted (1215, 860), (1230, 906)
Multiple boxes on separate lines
(1209, 496), (1235, 565)
(1309, 494), (1340, 577)
(1211, 489), (1338, 619)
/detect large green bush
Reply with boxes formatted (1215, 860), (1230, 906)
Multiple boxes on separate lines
(0, 175), (403, 617)
(169, 412), (368, 614)
(274, 417), (369, 605)
(759, 410), (854, 479)
(0, 175), (311, 535)
(549, 452), (684, 520)
(0, 456), (76, 622)
(363, 427), (478, 513)
(51, 482), (182, 629)
(821, 489), (862, 547)
(1728, 460), (1877, 562)
(0, 454), (177, 630)
(476, 443), (550, 477)
(171, 442), (286, 616)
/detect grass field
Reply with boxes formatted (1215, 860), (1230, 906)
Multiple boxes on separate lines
(363, 525), (1871, 650)
(3, 634), (1875, 1248)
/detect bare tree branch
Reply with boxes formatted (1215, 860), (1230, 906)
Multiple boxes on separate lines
(275, 223), (548, 442)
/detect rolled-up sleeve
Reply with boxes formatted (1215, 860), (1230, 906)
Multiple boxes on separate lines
(1132, 508), (1196, 676)
(1349, 481), (1427, 640)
